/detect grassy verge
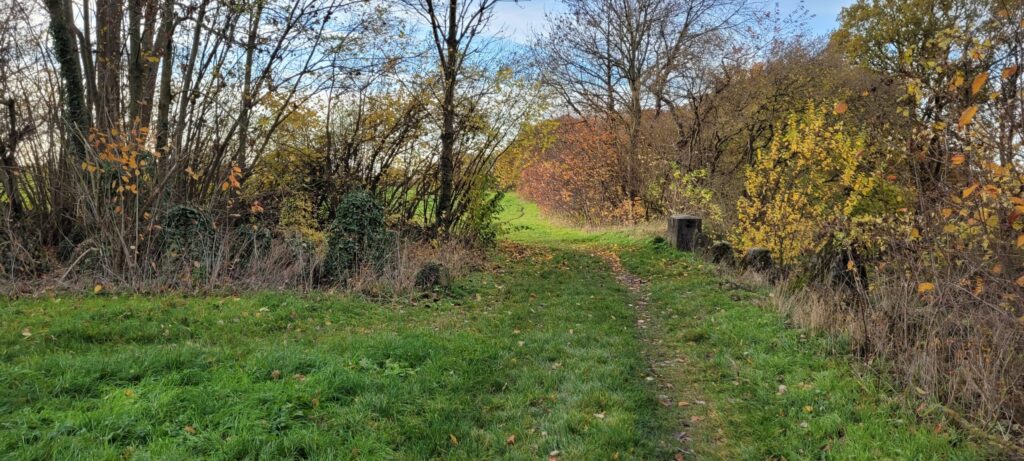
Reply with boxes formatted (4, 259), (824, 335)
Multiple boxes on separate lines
(1, 247), (670, 459)
(0, 193), (991, 459)
(618, 241), (989, 460)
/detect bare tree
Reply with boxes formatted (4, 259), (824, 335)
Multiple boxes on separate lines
(537, 0), (752, 213)
(398, 0), (507, 233)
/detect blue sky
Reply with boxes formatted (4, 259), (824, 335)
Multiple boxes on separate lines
(490, 0), (856, 43)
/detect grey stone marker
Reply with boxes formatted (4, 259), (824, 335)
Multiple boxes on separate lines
(667, 215), (702, 251)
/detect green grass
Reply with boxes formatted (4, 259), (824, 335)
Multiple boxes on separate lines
(1, 251), (671, 459)
(498, 193), (651, 248)
(618, 244), (987, 460)
(0, 193), (990, 459)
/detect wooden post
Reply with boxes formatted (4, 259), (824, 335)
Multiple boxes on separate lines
(667, 215), (701, 251)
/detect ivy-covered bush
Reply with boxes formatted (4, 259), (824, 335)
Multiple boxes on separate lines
(158, 205), (215, 261)
(322, 190), (394, 282)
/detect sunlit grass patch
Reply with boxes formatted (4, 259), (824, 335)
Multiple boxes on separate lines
(1, 248), (670, 460)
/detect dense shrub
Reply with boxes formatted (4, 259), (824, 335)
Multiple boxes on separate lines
(231, 224), (273, 268)
(322, 190), (394, 283)
(453, 189), (506, 246)
(516, 117), (662, 224)
(158, 206), (215, 262)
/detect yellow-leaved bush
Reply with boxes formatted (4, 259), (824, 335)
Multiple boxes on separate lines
(735, 104), (882, 265)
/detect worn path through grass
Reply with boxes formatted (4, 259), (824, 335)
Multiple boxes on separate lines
(0, 194), (990, 460)
(500, 193), (989, 460)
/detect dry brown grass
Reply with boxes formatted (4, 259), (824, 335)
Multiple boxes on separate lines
(345, 239), (482, 297)
(1, 228), (481, 299)
(762, 274), (1024, 449)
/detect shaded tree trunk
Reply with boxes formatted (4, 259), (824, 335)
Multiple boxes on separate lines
(44, 0), (90, 159)
(95, 0), (124, 133)
(153, 0), (175, 154)
(1, 99), (32, 218)
(436, 0), (458, 232)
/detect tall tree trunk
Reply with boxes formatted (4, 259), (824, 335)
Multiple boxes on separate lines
(79, 0), (99, 122)
(95, 0), (124, 133)
(153, 0), (175, 154)
(128, 0), (143, 125)
(137, 0), (162, 130)
(1, 99), (29, 218)
(171, 0), (209, 158)
(235, 4), (265, 169)
(44, 0), (91, 160)
(435, 0), (459, 232)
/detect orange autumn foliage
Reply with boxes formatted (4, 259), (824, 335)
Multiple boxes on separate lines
(517, 118), (648, 224)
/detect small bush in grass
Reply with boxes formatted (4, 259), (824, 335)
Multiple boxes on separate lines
(414, 261), (451, 291)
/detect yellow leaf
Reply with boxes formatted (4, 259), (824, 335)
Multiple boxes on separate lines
(1017, 234), (1024, 248)
(917, 282), (936, 294)
(972, 72), (989, 95)
(951, 154), (965, 166)
(184, 425), (197, 435)
(962, 183), (979, 198)
(449, 434), (459, 445)
(834, 101), (848, 114)
(94, 283), (104, 294)
(951, 72), (965, 90)
(21, 327), (31, 338)
(992, 263), (1004, 275)
(959, 106), (978, 127)
(1017, 275), (1024, 287)
(940, 208), (953, 218)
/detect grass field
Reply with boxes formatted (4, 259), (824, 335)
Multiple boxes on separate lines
(0, 194), (990, 460)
